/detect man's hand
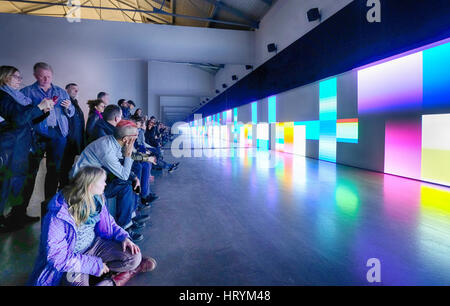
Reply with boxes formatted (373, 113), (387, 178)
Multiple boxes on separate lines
(37, 98), (54, 112)
(123, 136), (137, 157)
(61, 99), (72, 109)
(133, 177), (140, 191)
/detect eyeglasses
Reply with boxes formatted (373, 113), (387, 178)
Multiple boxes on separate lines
(11, 75), (23, 81)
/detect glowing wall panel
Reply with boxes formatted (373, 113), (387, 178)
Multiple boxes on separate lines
(358, 52), (423, 114)
(257, 123), (269, 150)
(293, 125), (306, 156)
(268, 96), (276, 124)
(234, 108), (238, 123)
(384, 120), (422, 180)
(252, 102), (257, 124)
(319, 78), (337, 162)
(421, 114), (450, 186)
(423, 41), (450, 109)
(337, 119), (359, 143)
(275, 123), (285, 152)
(296, 121), (320, 140)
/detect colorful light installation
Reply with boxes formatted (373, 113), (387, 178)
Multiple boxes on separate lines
(421, 114), (450, 186)
(384, 119), (422, 180)
(268, 96), (276, 124)
(319, 78), (337, 162)
(336, 119), (359, 143)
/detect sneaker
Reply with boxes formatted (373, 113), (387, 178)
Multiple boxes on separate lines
(142, 194), (159, 204)
(138, 203), (152, 211)
(131, 220), (146, 229)
(174, 162), (180, 167)
(126, 229), (144, 242)
(168, 165), (178, 173)
(132, 214), (150, 224)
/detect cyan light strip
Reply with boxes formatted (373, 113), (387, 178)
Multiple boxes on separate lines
(319, 78), (337, 162)
(252, 102), (258, 124)
(268, 96), (276, 124)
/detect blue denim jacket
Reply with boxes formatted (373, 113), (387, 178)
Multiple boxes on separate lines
(21, 82), (75, 137)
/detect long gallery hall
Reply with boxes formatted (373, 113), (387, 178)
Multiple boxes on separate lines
(0, 0), (449, 289)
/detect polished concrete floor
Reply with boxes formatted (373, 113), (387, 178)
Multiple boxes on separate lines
(1, 145), (450, 285)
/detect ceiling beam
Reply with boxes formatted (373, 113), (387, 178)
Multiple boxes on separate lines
(200, 0), (259, 29)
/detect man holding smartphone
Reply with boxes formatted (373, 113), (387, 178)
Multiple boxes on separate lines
(20, 62), (75, 209)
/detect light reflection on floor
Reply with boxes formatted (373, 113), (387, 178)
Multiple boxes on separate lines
(176, 134), (450, 285)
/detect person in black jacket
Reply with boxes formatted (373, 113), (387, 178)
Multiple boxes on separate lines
(86, 99), (106, 140)
(89, 104), (122, 143)
(60, 83), (86, 188)
(145, 117), (179, 172)
(0, 66), (54, 232)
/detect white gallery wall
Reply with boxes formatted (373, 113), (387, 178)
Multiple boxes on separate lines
(0, 12), (253, 119)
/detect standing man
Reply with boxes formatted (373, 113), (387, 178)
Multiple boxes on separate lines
(118, 99), (131, 120)
(21, 62), (75, 206)
(60, 83), (86, 188)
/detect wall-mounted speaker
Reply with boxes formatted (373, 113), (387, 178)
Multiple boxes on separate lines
(307, 8), (321, 22)
(267, 43), (277, 53)
(232, 75), (238, 80)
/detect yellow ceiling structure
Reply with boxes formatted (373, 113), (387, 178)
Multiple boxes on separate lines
(0, 0), (273, 30)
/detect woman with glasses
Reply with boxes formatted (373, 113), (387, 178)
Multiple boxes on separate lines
(0, 65), (54, 232)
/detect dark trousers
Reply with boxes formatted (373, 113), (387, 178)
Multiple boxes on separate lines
(104, 178), (135, 229)
(59, 140), (80, 189)
(20, 127), (67, 211)
(140, 162), (152, 198)
(0, 134), (33, 217)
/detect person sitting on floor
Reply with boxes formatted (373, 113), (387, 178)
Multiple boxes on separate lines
(28, 166), (157, 286)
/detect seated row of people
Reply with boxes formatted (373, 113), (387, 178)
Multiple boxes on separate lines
(0, 62), (181, 285)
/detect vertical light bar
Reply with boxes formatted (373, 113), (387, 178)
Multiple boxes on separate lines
(234, 108), (238, 123)
(319, 78), (337, 162)
(268, 96), (276, 124)
(252, 102), (258, 124)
